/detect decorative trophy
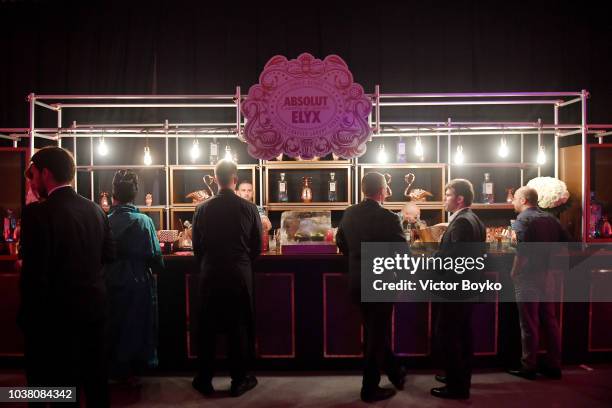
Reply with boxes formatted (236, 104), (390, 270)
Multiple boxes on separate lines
(506, 188), (514, 203)
(301, 177), (313, 203)
(403, 173), (415, 197)
(403, 173), (433, 201)
(99, 192), (110, 212)
(384, 173), (393, 199)
(186, 175), (217, 204)
(177, 220), (193, 249)
(145, 193), (153, 207)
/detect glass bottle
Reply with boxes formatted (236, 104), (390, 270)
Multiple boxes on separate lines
(396, 137), (406, 163)
(301, 177), (313, 203)
(589, 191), (602, 239)
(328, 172), (338, 202)
(278, 173), (289, 202)
(6, 210), (16, 242)
(600, 215), (612, 238)
(209, 138), (219, 165)
(481, 173), (494, 204)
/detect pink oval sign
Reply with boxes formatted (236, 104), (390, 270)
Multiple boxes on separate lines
(242, 53), (373, 160)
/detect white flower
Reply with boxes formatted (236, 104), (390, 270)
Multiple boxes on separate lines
(526, 177), (570, 209)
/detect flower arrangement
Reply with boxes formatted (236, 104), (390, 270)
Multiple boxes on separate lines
(526, 176), (571, 213)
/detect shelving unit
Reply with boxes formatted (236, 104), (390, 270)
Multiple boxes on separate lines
(264, 161), (352, 212)
(170, 164), (257, 207)
(586, 143), (612, 242)
(7, 89), (611, 240)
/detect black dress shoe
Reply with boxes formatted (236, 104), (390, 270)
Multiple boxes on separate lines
(539, 368), (562, 379)
(430, 386), (469, 400)
(192, 377), (214, 396)
(360, 386), (396, 402)
(230, 375), (258, 397)
(389, 366), (407, 390)
(507, 368), (537, 380)
(434, 374), (447, 384)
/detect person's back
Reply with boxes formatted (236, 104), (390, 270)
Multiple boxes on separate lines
(195, 191), (259, 263)
(20, 146), (112, 407)
(336, 172), (407, 403)
(191, 160), (262, 398)
(338, 199), (407, 301)
(193, 190), (261, 294)
(38, 187), (111, 321)
(508, 187), (564, 381)
(104, 170), (163, 383)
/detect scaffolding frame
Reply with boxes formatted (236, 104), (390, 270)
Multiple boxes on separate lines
(3, 87), (612, 242)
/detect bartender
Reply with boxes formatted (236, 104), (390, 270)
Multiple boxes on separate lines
(398, 202), (427, 241)
(236, 180), (272, 233)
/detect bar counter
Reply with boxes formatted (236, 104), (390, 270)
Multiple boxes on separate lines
(1, 249), (611, 370)
(156, 248), (611, 370)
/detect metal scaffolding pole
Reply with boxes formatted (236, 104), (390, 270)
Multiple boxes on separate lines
(581, 90), (588, 243)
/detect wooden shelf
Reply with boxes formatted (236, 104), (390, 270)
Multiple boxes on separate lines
(471, 203), (514, 210)
(265, 162), (352, 169)
(382, 202), (445, 211)
(359, 163), (446, 169)
(450, 162), (540, 168)
(264, 159), (351, 165)
(169, 164), (258, 170)
(266, 203), (349, 212)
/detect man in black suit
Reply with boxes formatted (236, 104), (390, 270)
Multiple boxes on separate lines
(431, 179), (485, 400)
(507, 186), (566, 380)
(336, 172), (408, 403)
(20, 146), (114, 407)
(191, 159), (262, 398)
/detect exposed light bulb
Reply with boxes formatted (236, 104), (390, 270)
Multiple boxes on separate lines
(190, 139), (200, 162)
(454, 145), (465, 165)
(224, 145), (233, 161)
(377, 144), (388, 163)
(537, 145), (546, 165)
(498, 137), (509, 158)
(414, 136), (424, 157)
(143, 146), (152, 166)
(97, 137), (108, 156)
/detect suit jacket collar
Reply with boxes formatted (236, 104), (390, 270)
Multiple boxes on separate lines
(218, 188), (236, 197)
(362, 197), (383, 208)
(448, 206), (471, 224)
(46, 185), (76, 202)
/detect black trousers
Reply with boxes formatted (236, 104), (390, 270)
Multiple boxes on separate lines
(360, 302), (401, 391)
(196, 291), (253, 383)
(434, 302), (474, 393)
(24, 318), (109, 408)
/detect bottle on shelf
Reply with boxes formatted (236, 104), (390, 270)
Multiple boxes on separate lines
(301, 177), (313, 203)
(589, 191), (602, 239)
(481, 173), (495, 204)
(328, 172), (338, 202)
(4, 209), (16, 242)
(396, 137), (406, 163)
(209, 138), (219, 165)
(278, 173), (289, 202)
(600, 215), (612, 238)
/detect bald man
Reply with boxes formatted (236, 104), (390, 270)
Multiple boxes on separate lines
(398, 202), (427, 241)
(508, 186), (568, 381)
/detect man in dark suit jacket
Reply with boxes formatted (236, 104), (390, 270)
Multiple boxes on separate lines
(507, 186), (567, 380)
(431, 179), (485, 400)
(336, 172), (408, 403)
(20, 147), (114, 407)
(191, 159), (262, 398)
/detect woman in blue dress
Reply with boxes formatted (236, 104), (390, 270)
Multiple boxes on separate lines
(105, 170), (163, 386)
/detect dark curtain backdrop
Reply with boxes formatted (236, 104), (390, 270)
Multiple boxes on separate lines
(1, 0), (611, 128)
